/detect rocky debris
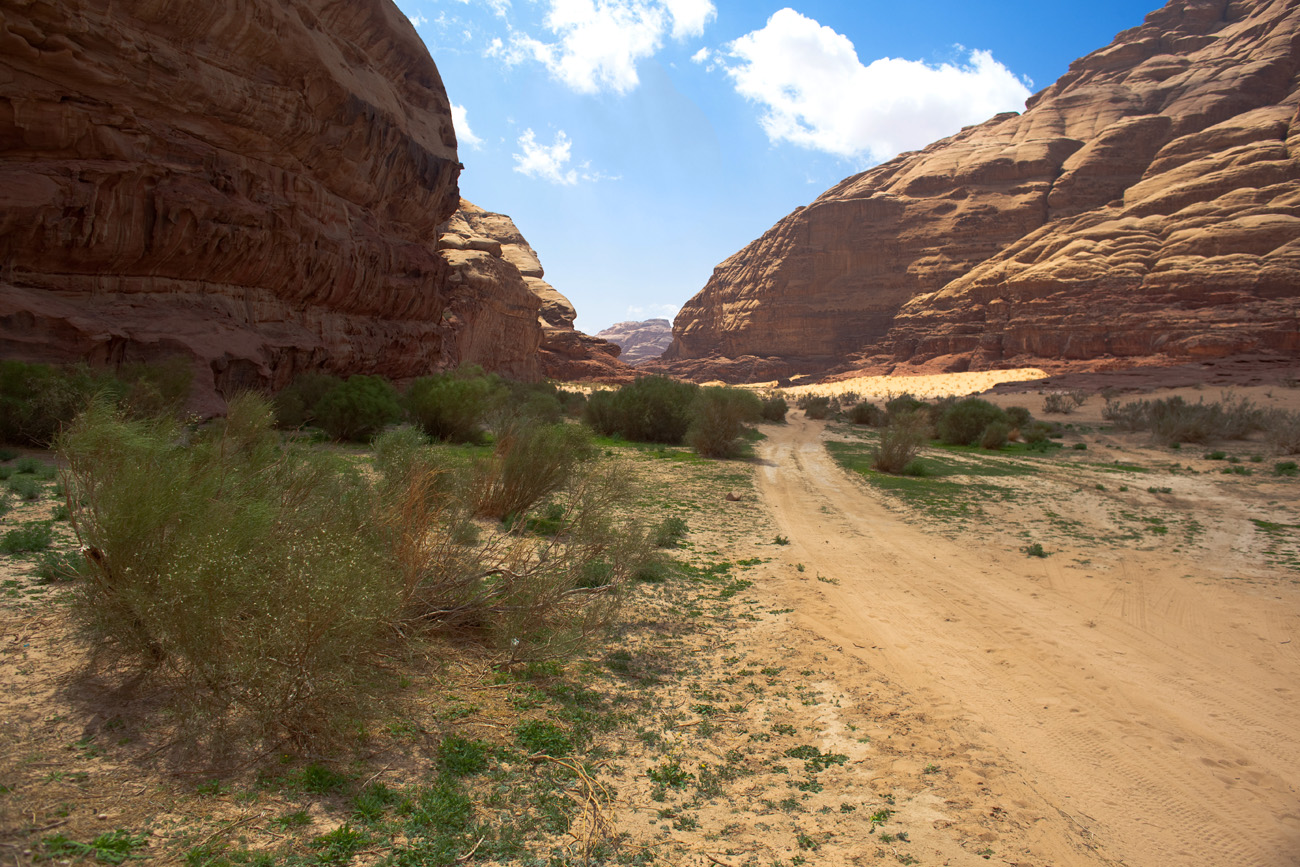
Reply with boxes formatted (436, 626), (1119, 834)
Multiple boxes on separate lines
(595, 319), (674, 365)
(663, 0), (1300, 381)
(438, 199), (632, 382)
(0, 1), (584, 411)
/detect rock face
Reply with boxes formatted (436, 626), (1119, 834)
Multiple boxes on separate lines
(439, 200), (631, 382)
(595, 319), (673, 365)
(664, 0), (1300, 379)
(0, 0), (544, 410)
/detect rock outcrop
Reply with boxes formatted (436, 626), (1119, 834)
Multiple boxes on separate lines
(663, 0), (1300, 380)
(595, 319), (673, 365)
(439, 200), (631, 382)
(0, 0), (543, 411)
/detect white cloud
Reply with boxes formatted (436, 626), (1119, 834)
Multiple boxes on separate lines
(487, 0), (717, 94)
(513, 129), (579, 184)
(451, 104), (483, 149)
(408, 12), (428, 27)
(627, 303), (680, 319)
(723, 8), (1031, 161)
(690, 46), (709, 63)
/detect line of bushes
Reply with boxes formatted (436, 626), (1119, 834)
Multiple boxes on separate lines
(584, 376), (766, 459)
(58, 395), (652, 748)
(1102, 393), (1300, 452)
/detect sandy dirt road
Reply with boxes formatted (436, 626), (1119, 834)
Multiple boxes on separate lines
(756, 417), (1300, 867)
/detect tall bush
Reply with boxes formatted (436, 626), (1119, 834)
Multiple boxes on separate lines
(687, 387), (762, 459)
(873, 412), (928, 474)
(581, 377), (698, 444)
(406, 367), (506, 443)
(760, 396), (788, 423)
(314, 374), (402, 442)
(472, 422), (595, 520)
(937, 398), (1008, 446)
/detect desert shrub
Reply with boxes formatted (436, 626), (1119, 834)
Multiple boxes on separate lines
(687, 387), (762, 458)
(885, 394), (927, 421)
(800, 396), (832, 420)
(652, 516), (689, 548)
(1274, 460), (1298, 477)
(873, 412), (928, 474)
(583, 377), (699, 444)
(1023, 421), (1056, 450)
(272, 372), (343, 429)
(312, 375), (402, 442)
(1042, 391), (1088, 414)
(0, 361), (106, 445)
(405, 367), (507, 443)
(937, 398), (1008, 446)
(557, 388), (588, 418)
(59, 396), (406, 744)
(760, 396), (789, 423)
(117, 357), (193, 418)
(980, 421), (1010, 450)
(496, 380), (565, 427)
(472, 422), (594, 520)
(1264, 409), (1300, 454)
(847, 401), (884, 426)
(35, 550), (83, 583)
(1005, 406), (1032, 429)
(0, 521), (53, 554)
(6, 475), (41, 501)
(0, 448), (17, 462)
(1103, 394), (1265, 445)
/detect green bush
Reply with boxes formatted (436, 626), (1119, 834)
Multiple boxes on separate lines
(472, 422), (594, 520)
(980, 421), (1010, 450)
(6, 475), (41, 501)
(800, 395), (832, 420)
(1265, 409), (1300, 454)
(582, 376), (699, 444)
(652, 517), (689, 548)
(59, 396), (406, 744)
(35, 550), (82, 583)
(0, 521), (53, 554)
(760, 396), (788, 423)
(885, 394), (926, 420)
(405, 367), (506, 443)
(847, 401), (884, 426)
(873, 412), (928, 474)
(687, 387), (762, 458)
(272, 373), (343, 429)
(314, 375), (402, 442)
(0, 448), (17, 462)
(1005, 406), (1032, 430)
(1274, 461), (1298, 477)
(937, 398), (1008, 446)
(514, 720), (572, 757)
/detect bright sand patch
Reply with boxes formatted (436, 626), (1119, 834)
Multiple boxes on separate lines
(739, 367), (1049, 400)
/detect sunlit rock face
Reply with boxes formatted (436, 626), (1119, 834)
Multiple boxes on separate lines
(439, 200), (631, 382)
(0, 0), (545, 409)
(664, 0), (1300, 380)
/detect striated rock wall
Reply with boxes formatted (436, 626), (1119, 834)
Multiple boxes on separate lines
(665, 0), (1300, 379)
(0, 0), (544, 409)
(595, 318), (673, 365)
(439, 199), (631, 382)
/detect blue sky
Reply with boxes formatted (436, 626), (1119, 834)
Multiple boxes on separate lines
(393, 0), (1158, 334)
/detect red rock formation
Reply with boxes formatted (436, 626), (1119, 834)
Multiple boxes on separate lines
(595, 318), (673, 365)
(664, 0), (1300, 380)
(439, 200), (632, 382)
(0, 0), (545, 410)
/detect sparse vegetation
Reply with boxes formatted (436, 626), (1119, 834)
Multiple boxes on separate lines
(687, 387), (763, 458)
(1102, 393), (1266, 445)
(873, 412), (928, 475)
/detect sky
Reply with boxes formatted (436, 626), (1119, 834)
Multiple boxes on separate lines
(393, 0), (1159, 334)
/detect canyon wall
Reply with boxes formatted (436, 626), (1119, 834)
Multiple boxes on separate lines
(0, 0), (543, 410)
(662, 0), (1300, 381)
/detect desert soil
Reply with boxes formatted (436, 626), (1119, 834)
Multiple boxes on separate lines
(752, 404), (1300, 866)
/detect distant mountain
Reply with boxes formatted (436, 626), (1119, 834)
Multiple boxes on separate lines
(596, 319), (674, 365)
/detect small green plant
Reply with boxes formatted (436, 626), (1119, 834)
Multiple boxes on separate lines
(652, 516), (689, 548)
(298, 762), (350, 795)
(922, 763), (940, 774)
(647, 760), (693, 789)
(1205, 450), (1227, 460)
(273, 810), (312, 829)
(795, 563), (805, 573)
(6, 475), (41, 500)
(42, 829), (148, 864)
(1148, 486), (1173, 494)
(515, 720), (573, 757)
(1274, 461), (1298, 477)
(1071, 442), (1088, 450)
(0, 521), (53, 554)
(438, 735), (490, 777)
(773, 534), (789, 545)
(0, 448), (17, 461)
(1024, 543), (1049, 558)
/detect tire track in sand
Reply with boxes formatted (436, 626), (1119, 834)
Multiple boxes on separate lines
(756, 418), (1300, 867)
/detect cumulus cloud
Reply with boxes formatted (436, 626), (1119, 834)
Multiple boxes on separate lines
(627, 303), (680, 319)
(450, 104), (482, 149)
(513, 129), (579, 184)
(408, 12), (429, 27)
(488, 0), (717, 94)
(723, 8), (1031, 160)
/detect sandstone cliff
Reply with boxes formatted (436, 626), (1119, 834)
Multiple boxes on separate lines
(663, 0), (1300, 380)
(596, 319), (673, 365)
(0, 0), (543, 410)
(439, 199), (631, 382)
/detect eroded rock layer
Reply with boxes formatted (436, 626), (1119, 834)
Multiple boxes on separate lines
(0, 0), (544, 409)
(439, 199), (631, 382)
(664, 0), (1300, 379)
